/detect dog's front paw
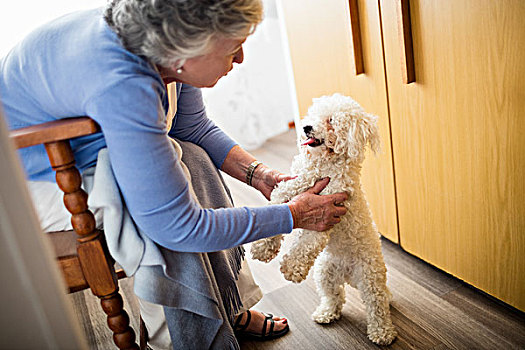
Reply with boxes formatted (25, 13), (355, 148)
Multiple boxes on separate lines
(250, 236), (282, 262)
(311, 304), (342, 324)
(279, 253), (311, 283)
(367, 325), (397, 346)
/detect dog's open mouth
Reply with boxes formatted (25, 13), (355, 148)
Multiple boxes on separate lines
(301, 137), (324, 147)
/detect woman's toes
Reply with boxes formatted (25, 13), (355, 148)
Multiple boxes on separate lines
(242, 310), (289, 335)
(271, 317), (288, 331)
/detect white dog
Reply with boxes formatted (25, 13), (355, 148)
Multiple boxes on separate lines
(251, 93), (397, 345)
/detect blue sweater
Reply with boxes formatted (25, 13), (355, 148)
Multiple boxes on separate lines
(0, 8), (293, 252)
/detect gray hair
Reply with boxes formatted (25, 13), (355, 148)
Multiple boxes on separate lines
(104, 0), (263, 67)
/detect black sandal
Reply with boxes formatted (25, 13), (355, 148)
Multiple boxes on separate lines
(234, 310), (290, 340)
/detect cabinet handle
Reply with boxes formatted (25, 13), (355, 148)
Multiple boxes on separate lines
(396, 0), (416, 83)
(348, 0), (364, 75)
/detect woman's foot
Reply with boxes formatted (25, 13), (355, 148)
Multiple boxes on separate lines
(234, 310), (289, 340)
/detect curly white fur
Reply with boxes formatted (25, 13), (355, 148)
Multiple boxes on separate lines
(251, 94), (397, 345)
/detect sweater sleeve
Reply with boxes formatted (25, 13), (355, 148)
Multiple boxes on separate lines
(168, 84), (237, 169)
(85, 77), (293, 252)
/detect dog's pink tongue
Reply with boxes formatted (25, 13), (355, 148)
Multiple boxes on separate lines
(302, 138), (316, 146)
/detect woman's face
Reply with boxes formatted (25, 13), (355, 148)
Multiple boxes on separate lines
(174, 36), (246, 88)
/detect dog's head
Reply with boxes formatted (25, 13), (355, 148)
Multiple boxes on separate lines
(299, 93), (380, 163)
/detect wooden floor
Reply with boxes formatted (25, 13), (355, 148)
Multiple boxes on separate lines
(71, 129), (525, 349)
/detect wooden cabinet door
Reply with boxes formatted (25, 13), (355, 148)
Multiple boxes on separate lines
(380, 0), (525, 311)
(279, 0), (399, 242)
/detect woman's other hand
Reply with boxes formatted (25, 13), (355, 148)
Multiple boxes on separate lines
(287, 178), (348, 231)
(251, 164), (295, 200)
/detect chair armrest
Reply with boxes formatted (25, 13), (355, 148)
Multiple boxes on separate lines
(10, 117), (100, 149)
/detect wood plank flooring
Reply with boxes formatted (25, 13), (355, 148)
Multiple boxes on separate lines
(70, 129), (525, 349)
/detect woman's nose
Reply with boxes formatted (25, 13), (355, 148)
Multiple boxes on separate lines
(234, 47), (244, 64)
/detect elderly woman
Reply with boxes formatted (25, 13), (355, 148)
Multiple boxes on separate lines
(0, 0), (348, 348)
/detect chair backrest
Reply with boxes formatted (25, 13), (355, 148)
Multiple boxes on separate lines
(10, 117), (140, 350)
(1, 108), (90, 349)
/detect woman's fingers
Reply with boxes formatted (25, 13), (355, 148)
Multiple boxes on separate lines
(288, 189), (348, 231)
(277, 174), (297, 183)
(306, 177), (330, 194)
(334, 205), (347, 218)
(331, 192), (349, 206)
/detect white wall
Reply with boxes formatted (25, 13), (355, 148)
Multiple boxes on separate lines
(0, 0), (106, 58)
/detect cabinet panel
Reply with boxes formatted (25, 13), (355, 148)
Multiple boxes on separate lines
(279, 0), (398, 242)
(380, 0), (525, 310)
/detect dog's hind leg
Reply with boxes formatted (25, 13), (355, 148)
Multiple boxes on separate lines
(311, 252), (346, 324)
(355, 259), (397, 345)
(280, 229), (330, 282)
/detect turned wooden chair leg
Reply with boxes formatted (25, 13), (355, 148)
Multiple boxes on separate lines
(45, 140), (139, 350)
(140, 316), (149, 350)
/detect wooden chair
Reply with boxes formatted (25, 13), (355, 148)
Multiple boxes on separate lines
(10, 117), (147, 350)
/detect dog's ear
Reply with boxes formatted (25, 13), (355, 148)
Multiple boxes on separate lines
(347, 112), (381, 160)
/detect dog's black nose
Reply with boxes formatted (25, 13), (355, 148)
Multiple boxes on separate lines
(303, 125), (313, 135)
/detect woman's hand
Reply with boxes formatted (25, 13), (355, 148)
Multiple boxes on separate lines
(287, 178), (348, 232)
(251, 164), (295, 200)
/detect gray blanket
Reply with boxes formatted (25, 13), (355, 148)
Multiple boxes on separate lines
(84, 140), (243, 349)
